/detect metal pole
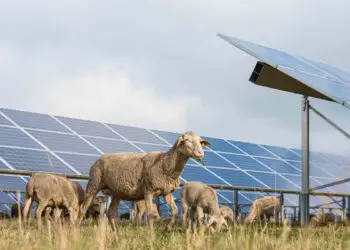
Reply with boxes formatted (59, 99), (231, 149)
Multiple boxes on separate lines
(234, 190), (239, 221)
(130, 201), (135, 221)
(280, 193), (284, 224)
(342, 197), (346, 221)
(300, 96), (310, 226)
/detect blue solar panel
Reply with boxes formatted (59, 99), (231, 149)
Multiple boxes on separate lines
(1, 109), (69, 132)
(0, 175), (26, 190)
(56, 153), (99, 175)
(247, 171), (299, 190)
(181, 166), (227, 185)
(261, 145), (301, 161)
(0, 127), (43, 149)
(0, 193), (14, 204)
(281, 174), (320, 190)
(108, 124), (166, 145)
(256, 157), (300, 174)
(0, 160), (10, 170)
(218, 34), (350, 109)
(0, 114), (12, 126)
(57, 116), (122, 139)
(203, 151), (236, 168)
(229, 140), (276, 158)
(321, 153), (350, 166)
(0, 147), (75, 174)
(220, 153), (271, 172)
(316, 163), (350, 178)
(133, 143), (169, 153)
(216, 191), (234, 202)
(200, 136), (242, 154)
(151, 130), (180, 144)
(28, 130), (99, 154)
(84, 137), (141, 154)
(208, 168), (265, 188)
(310, 163), (334, 178)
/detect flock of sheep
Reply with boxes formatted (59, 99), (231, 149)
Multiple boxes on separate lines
(2, 131), (343, 233)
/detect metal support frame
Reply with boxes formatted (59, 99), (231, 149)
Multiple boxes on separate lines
(234, 190), (239, 220)
(300, 96), (310, 226)
(280, 193), (285, 223)
(311, 177), (350, 192)
(347, 197), (350, 216)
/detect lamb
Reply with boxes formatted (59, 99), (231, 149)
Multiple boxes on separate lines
(246, 196), (281, 223)
(22, 173), (80, 228)
(78, 131), (210, 233)
(135, 199), (160, 225)
(219, 206), (235, 223)
(11, 203), (23, 218)
(180, 181), (227, 233)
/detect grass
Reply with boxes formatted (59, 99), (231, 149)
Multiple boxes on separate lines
(1, 218), (350, 250)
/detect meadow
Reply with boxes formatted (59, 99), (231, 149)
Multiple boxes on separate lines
(1, 218), (350, 250)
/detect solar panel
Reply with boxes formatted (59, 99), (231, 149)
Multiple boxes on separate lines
(0, 114), (12, 126)
(200, 136), (242, 154)
(108, 124), (166, 145)
(218, 34), (350, 109)
(0, 160), (10, 170)
(220, 153), (271, 172)
(151, 130), (180, 144)
(84, 137), (141, 154)
(229, 141), (276, 158)
(181, 166), (227, 185)
(207, 168), (266, 188)
(0, 148), (75, 174)
(202, 151), (237, 168)
(56, 116), (122, 139)
(0, 193), (14, 204)
(28, 130), (99, 154)
(256, 158), (300, 175)
(0, 175), (26, 190)
(133, 143), (169, 153)
(261, 145), (301, 161)
(247, 171), (299, 190)
(0, 127), (43, 149)
(316, 163), (350, 178)
(1, 109), (69, 132)
(56, 153), (99, 175)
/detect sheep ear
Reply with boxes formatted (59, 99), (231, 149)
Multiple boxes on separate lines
(176, 134), (185, 147)
(200, 139), (211, 147)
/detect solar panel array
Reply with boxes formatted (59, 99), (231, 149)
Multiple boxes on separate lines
(0, 108), (349, 215)
(218, 34), (350, 109)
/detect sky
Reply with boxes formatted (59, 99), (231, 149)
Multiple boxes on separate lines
(0, 0), (349, 155)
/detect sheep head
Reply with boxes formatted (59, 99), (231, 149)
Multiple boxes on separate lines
(206, 214), (227, 232)
(176, 131), (211, 160)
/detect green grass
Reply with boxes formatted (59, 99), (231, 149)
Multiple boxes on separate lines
(1, 218), (350, 250)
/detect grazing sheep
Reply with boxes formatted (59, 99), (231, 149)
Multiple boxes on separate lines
(135, 199), (160, 225)
(11, 203), (23, 218)
(78, 131), (210, 233)
(180, 181), (227, 233)
(22, 173), (80, 228)
(219, 206), (234, 223)
(310, 212), (335, 227)
(86, 196), (106, 220)
(246, 196), (281, 223)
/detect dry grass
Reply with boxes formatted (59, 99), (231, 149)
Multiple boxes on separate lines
(1, 218), (350, 250)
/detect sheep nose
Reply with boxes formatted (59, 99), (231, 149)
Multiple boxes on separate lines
(194, 151), (203, 158)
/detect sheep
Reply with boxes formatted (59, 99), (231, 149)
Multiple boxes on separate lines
(22, 173), (80, 228)
(78, 131), (210, 234)
(180, 181), (227, 233)
(135, 199), (160, 225)
(246, 196), (281, 223)
(219, 205), (235, 223)
(11, 203), (23, 218)
(309, 212), (335, 227)
(86, 196), (106, 220)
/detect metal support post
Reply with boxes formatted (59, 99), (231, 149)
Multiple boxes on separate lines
(130, 201), (135, 221)
(342, 197), (346, 221)
(300, 96), (310, 226)
(234, 190), (239, 221)
(280, 193), (285, 224)
(293, 206), (297, 222)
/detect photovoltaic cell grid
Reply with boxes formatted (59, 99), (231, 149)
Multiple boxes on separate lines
(218, 34), (350, 109)
(0, 108), (349, 213)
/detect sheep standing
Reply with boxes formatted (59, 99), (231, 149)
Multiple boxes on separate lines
(22, 173), (80, 228)
(180, 181), (227, 233)
(310, 212), (335, 227)
(78, 131), (210, 234)
(246, 196), (281, 223)
(219, 206), (235, 223)
(135, 199), (160, 225)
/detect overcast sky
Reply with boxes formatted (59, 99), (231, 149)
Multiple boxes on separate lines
(0, 0), (349, 155)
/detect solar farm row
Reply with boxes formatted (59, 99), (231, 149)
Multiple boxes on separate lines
(0, 108), (349, 214)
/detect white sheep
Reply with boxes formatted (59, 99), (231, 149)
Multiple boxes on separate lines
(246, 196), (281, 223)
(77, 131), (210, 234)
(180, 181), (227, 233)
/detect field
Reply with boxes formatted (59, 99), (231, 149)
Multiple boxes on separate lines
(1, 218), (350, 250)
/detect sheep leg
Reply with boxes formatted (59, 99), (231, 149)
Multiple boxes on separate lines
(53, 208), (62, 225)
(190, 206), (197, 233)
(45, 207), (53, 225)
(144, 193), (155, 233)
(196, 207), (205, 233)
(181, 198), (189, 232)
(36, 201), (49, 230)
(23, 196), (33, 226)
(136, 206), (143, 227)
(107, 196), (119, 232)
(163, 193), (178, 233)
